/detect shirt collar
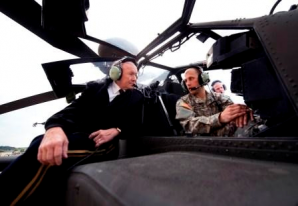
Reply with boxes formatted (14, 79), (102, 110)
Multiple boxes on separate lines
(111, 81), (122, 94)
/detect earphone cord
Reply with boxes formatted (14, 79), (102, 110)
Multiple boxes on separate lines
(207, 85), (223, 112)
(66, 147), (100, 172)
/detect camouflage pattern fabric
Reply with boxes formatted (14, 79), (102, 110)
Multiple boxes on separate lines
(176, 91), (236, 137)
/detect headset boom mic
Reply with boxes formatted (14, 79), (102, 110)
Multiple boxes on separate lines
(189, 85), (201, 91)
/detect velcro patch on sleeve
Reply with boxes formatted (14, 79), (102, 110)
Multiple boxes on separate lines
(180, 101), (192, 110)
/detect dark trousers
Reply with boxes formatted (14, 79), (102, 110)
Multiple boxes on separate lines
(0, 133), (118, 206)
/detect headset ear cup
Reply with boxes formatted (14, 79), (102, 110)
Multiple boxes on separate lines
(181, 80), (188, 93)
(109, 65), (122, 81)
(198, 73), (203, 86)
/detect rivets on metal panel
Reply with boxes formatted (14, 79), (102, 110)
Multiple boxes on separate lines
(210, 140), (214, 145)
(270, 47), (274, 51)
(75, 184), (80, 195)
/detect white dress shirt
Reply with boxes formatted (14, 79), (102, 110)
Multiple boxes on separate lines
(107, 81), (122, 102)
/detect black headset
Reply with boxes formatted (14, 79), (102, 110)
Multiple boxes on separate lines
(109, 56), (137, 81)
(181, 66), (210, 92)
(211, 80), (226, 92)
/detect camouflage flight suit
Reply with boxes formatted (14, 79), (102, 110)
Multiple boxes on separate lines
(176, 91), (236, 137)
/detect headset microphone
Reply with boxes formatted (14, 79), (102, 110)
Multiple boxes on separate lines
(189, 85), (201, 91)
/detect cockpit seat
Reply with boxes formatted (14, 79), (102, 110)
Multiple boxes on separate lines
(164, 80), (186, 96)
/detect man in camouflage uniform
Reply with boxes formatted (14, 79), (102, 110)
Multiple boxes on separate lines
(176, 67), (253, 137)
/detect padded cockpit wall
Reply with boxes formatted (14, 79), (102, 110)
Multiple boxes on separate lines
(65, 152), (298, 206)
(253, 9), (298, 113)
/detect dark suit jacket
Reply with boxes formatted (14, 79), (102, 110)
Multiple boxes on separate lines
(45, 79), (144, 140)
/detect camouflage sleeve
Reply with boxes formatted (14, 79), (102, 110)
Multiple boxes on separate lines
(175, 99), (222, 134)
(215, 94), (237, 137)
(218, 94), (234, 110)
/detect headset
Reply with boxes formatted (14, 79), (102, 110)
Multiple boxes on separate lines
(181, 66), (210, 92)
(211, 80), (226, 92)
(109, 56), (137, 81)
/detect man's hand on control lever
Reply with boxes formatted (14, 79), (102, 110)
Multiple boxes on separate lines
(219, 104), (254, 127)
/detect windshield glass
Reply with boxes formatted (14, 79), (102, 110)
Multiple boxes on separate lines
(0, 13), (76, 105)
(191, 0), (297, 23)
(85, 0), (184, 53)
(0, 13), (74, 148)
(138, 66), (170, 86)
(71, 62), (107, 85)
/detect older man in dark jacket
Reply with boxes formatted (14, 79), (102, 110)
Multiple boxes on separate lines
(0, 57), (143, 205)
